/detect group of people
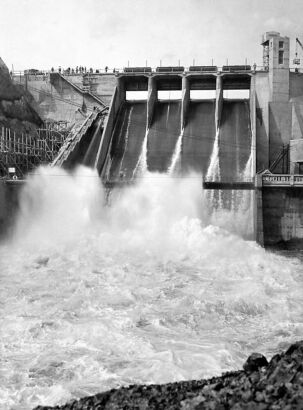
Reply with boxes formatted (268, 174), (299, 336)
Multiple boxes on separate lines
(50, 66), (116, 75)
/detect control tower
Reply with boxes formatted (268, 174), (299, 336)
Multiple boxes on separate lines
(257, 31), (291, 174)
(261, 31), (290, 102)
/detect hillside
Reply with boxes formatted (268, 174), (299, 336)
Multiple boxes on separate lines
(0, 57), (43, 134)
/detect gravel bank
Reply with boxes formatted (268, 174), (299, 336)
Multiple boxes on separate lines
(34, 340), (303, 409)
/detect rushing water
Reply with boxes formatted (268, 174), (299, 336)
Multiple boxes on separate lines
(133, 127), (149, 178)
(1, 166), (303, 410)
(168, 129), (183, 175)
(206, 129), (220, 183)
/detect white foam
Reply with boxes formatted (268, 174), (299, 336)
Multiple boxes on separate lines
(1, 166), (302, 409)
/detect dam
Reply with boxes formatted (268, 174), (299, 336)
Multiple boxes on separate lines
(1, 31), (303, 247)
(93, 66), (253, 181)
(2, 30), (303, 410)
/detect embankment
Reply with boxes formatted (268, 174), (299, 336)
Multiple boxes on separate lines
(34, 340), (303, 409)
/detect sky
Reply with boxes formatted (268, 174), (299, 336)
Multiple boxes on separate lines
(1, 0), (303, 71)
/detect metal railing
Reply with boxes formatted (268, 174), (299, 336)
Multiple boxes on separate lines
(11, 65), (273, 78)
(262, 174), (303, 186)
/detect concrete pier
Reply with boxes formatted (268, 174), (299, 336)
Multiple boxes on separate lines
(215, 75), (223, 130)
(147, 76), (157, 128)
(181, 75), (190, 129)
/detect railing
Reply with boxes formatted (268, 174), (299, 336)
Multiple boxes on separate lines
(11, 69), (118, 77)
(11, 65), (271, 78)
(203, 174), (303, 188)
(57, 73), (107, 107)
(262, 174), (303, 186)
(121, 66), (263, 74)
(14, 65), (303, 77)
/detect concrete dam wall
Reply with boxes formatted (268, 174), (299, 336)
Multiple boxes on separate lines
(12, 72), (116, 125)
(261, 186), (303, 247)
(182, 101), (216, 175)
(99, 71), (253, 183)
(219, 100), (252, 180)
(147, 100), (181, 173)
(104, 102), (147, 180)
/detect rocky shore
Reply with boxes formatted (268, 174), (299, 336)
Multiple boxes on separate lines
(34, 340), (303, 410)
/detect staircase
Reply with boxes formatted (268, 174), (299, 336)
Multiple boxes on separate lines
(56, 73), (107, 108)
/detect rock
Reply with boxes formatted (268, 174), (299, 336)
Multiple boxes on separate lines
(32, 340), (303, 410)
(285, 341), (303, 357)
(243, 352), (269, 372)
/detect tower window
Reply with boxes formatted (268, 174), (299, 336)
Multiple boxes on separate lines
(279, 50), (284, 64)
(279, 41), (284, 49)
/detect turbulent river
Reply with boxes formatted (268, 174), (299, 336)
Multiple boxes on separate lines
(1, 166), (303, 410)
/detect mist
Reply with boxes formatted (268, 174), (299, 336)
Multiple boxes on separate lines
(1, 166), (302, 409)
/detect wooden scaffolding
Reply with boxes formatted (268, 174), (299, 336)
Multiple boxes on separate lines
(0, 126), (65, 177)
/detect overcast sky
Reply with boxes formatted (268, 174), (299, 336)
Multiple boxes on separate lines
(1, 0), (303, 71)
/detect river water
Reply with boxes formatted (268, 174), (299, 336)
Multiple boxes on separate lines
(1, 166), (303, 409)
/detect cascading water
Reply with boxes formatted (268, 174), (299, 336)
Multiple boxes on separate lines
(207, 130), (254, 237)
(230, 101), (253, 214)
(205, 128), (221, 206)
(206, 128), (220, 182)
(206, 96), (254, 238)
(1, 165), (303, 410)
(237, 144), (254, 234)
(103, 105), (130, 181)
(118, 106), (133, 177)
(133, 127), (149, 178)
(168, 129), (184, 175)
(230, 115), (241, 213)
(230, 152), (251, 214)
(166, 102), (170, 126)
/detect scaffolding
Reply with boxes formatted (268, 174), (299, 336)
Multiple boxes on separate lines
(0, 126), (65, 177)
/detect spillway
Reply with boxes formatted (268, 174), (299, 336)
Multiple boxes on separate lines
(219, 100), (252, 180)
(94, 72), (255, 189)
(147, 101), (181, 172)
(182, 101), (216, 174)
(102, 99), (252, 180)
(213, 100), (252, 212)
(101, 100), (219, 178)
(104, 102), (147, 180)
